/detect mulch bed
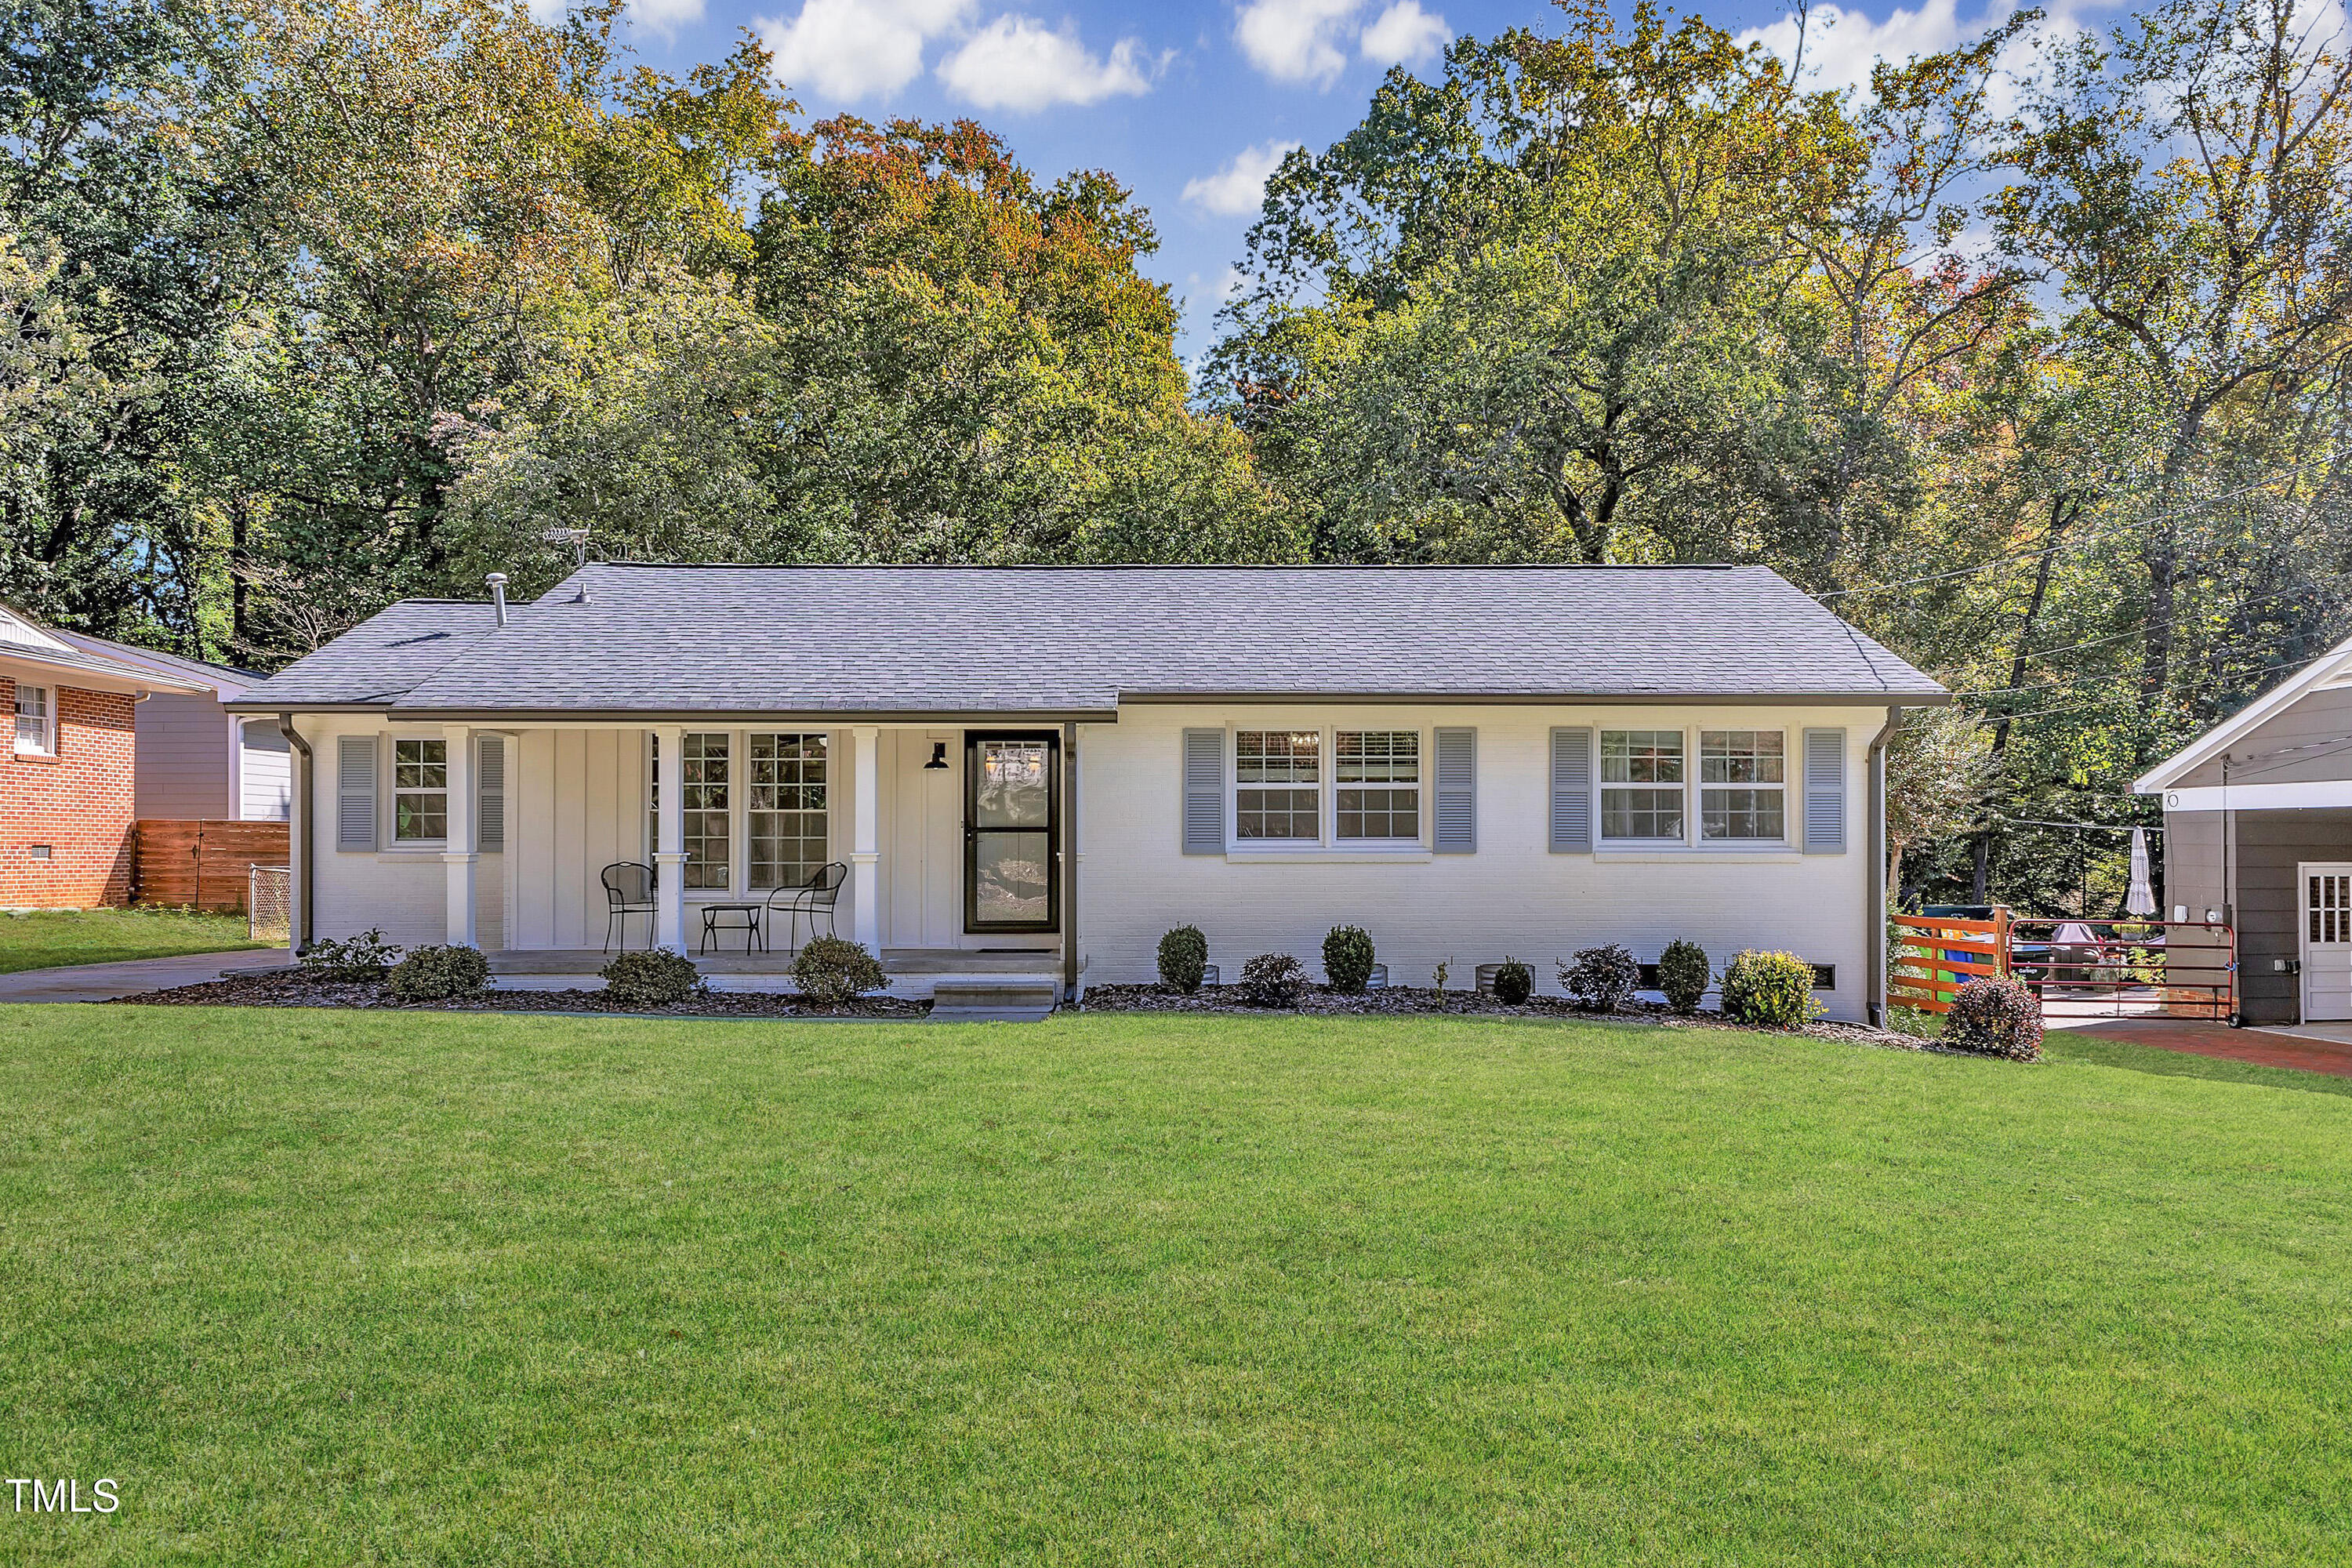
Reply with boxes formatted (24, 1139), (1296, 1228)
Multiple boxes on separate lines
(1079, 982), (1934, 1051)
(110, 968), (930, 1018)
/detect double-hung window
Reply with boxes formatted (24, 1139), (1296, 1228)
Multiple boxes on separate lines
(1601, 730), (1684, 841)
(748, 732), (828, 891)
(1337, 730), (1420, 840)
(1232, 727), (1427, 847)
(13, 684), (52, 755)
(681, 732), (731, 889)
(392, 739), (448, 842)
(1236, 730), (1320, 840)
(1700, 730), (1785, 840)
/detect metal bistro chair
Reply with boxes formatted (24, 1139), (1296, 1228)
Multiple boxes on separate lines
(601, 861), (658, 953)
(763, 861), (848, 953)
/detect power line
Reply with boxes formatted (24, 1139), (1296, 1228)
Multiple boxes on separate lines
(1944, 566), (2352, 695)
(1814, 445), (2350, 601)
(1958, 648), (2328, 726)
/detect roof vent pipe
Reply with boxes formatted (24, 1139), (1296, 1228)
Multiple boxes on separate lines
(485, 572), (508, 628)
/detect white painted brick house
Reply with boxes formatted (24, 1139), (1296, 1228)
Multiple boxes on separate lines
(228, 564), (1947, 1021)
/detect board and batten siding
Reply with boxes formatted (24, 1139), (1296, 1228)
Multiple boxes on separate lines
(1078, 702), (1878, 1021)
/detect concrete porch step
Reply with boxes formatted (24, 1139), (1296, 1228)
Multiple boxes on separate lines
(929, 975), (1060, 1022)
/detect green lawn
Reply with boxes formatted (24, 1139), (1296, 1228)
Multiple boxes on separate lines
(0, 908), (264, 974)
(2, 1008), (2347, 1566)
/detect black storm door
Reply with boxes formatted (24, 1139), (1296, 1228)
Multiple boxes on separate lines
(965, 732), (1059, 934)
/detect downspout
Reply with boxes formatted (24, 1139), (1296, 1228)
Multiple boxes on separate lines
(1062, 721), (1079, 1005)
(278, 712), (313, 953)
(1866, 705), (1905, 1028)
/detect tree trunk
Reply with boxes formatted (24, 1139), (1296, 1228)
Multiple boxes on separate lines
(1974, 492), (2078, 902)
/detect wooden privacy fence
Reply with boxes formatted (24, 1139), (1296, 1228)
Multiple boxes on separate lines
(132, 820), (291, 913)
(1892, 911), (2238, 1021)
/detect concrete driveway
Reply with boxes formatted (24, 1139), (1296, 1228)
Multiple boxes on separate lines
(0, 947), (291, 1004)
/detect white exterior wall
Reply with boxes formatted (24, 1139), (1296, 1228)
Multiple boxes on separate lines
(302, 702), (1884, 1019)
(1076, 702), (1882, 1021)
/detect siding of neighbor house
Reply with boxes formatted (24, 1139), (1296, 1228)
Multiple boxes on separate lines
(132, 691), (234, 819)
(300, 702), (1878, 1018)
(239, 719), (292, 821)
(1, 676), (136, 907)
(2161, 681), (2352, 788)
(2162, 805), (2352, 1025)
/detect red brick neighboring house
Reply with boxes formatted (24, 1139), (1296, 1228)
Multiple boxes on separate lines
(1, 605), (209, 908)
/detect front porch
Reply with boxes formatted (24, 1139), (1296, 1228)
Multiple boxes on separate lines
(401, 719), (1078, 998)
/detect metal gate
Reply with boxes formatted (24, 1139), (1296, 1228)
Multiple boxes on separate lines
(1891, 912), (2236, 1022)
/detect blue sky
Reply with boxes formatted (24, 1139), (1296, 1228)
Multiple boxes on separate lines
(588, 0), (2060, 363)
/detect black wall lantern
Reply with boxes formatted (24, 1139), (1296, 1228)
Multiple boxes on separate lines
(924, 740), (950, 770)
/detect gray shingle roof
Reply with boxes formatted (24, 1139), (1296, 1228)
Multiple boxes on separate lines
(0, 631), (212, 694)
(231, 564), (1947, 716)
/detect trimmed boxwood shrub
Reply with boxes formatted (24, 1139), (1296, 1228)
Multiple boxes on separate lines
(1237, 952), (1306, 1007)
(1323, 925), (1377, 994)
(387, 944), (488, 1002)
(300, 928), (403, 982)
(1658, 938), (1711, 1014)
(1944, 977), (2043, 1062)
(1721, 949), (1820, 1030)
(795, 937), (887, 1003)
(1562, 943), (1640, 1011)
(1490, 958), (1534, 1006)
(601, 949), (702, 1007)
(1158, 925), (1209, 993)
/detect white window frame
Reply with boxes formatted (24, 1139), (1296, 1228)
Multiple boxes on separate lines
(13, 683), (53, 756)
(389, 734), (450, 847)
(1698, 729), (1788, 843)
(1598, 724), (1792, 849)
(1599, 728), (1687, 844)
(1229, 724), (1428, 851)
(647, 728), (836, 898)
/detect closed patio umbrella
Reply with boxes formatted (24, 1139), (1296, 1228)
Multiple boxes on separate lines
(2125, 826), (2158, 917)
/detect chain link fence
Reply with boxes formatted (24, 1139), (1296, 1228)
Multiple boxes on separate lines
(249, 866), (292, 945)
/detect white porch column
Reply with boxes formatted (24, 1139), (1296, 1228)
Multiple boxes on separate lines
(441, 724), (477, 947)
(851, 724), (881, 953)
(653, 724), (687, 954)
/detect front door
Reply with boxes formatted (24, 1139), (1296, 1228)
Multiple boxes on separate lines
(966, 732), (1058, 934)
(2301, 863), (2352, 1020)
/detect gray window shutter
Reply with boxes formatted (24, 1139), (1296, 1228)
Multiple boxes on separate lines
(1804, 728), (1846, 853)
(477, 735), (505, 852)
(1432, 727), (1475, 852)
(1182, 728), (1225, 855)
(1550, 726), (1594, 852)
(336, 735), (377, 851)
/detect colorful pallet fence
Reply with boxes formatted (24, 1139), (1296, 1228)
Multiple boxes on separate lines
(1889, 913), (2008, 1015)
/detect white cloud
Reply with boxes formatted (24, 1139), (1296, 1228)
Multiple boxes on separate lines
(1737, 0), (1968, 96)
(757, 0), (974, 102)
(628, 0), (705, 37)
(1359, 0), (1447, 67)
(1235, 0), (1368, 86)
(1183, 140), (1303, 216)
(936, 15), (1154, 112)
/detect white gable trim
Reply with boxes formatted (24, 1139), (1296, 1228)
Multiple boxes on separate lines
(2135, 631), (2352, 793)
